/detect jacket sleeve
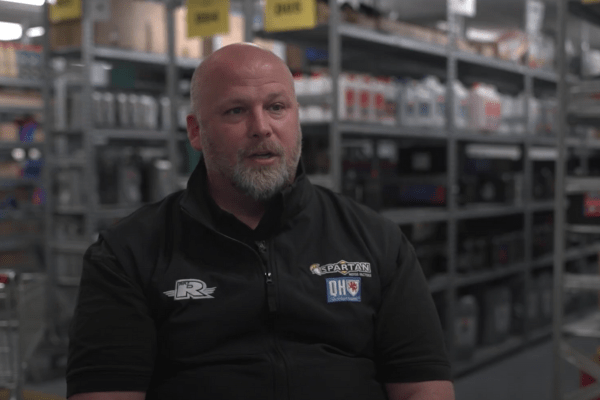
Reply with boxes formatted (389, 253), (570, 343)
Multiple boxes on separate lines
(66, 238), (156, 398)
(374, 229), (452, 383)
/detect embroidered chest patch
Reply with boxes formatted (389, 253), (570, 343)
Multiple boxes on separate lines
(326, 277), (361, 303)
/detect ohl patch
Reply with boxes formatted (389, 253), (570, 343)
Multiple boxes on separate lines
(326, 277), (361, 303)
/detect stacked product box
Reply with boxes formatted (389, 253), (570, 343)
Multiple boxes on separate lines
(0, 42), (42, 80)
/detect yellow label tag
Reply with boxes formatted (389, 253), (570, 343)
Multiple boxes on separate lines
(264, 0), (316, 32)
(582, 0), (600, 3)
(49, 0), (82, 23)
(187, 0), (230, 38)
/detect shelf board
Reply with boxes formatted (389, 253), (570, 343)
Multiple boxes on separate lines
(91, 129), (171, 144)
(49, 157), (86, 168)
(566, 225), (600, 235)
(564, 273), (600, 291)
(429, 274), (449, 293)
(54, 205), (87, 215)
(457, 203), (525, 220)
(0, 177), (41, 187)
(529, 325), (552, 342)
(532, 254), (554, 270)
(0, 106), (43, 115)
(529, 201), (555, 212)
(564, 310), (600, 339)
(94, 47), (202, 69)
(0, 235), (38, 252)
(50, 241), (90, 254)
(0, 141), (44, 150)
(531, 136), (558, 146)
(0, 76), (43, 88)
(57, 276), (80, 287)
(339, 122), (448, 139)
(566, 176), (600, 193)
(455, 262), (526, 288)
(453, 335), (525, 377)
(530, 69), (559, 82)
(380, 207), (449, 225)
(338, 23), (448, 57)
(566, 137), (600, 149)
(297, 93), (332, 105)
(565, 244), (600, 261)
(454, 132), (527, 144)
(96, 205), (141, 219)
(456, 52), (526, 75)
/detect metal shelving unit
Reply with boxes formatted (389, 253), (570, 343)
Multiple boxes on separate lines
(250, 0), (568, 377)
(44, 0), (202, 348)
(553, 1), (600, 399)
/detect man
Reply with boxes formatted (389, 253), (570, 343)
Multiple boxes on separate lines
(67, 43), (454, 400)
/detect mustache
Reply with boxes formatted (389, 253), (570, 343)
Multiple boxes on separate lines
(239, 141), (285, 158)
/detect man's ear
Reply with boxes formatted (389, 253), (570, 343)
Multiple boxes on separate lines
(186, 114), (203, 151)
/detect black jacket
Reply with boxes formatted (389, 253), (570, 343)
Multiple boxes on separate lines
(67, 159), (451, 400)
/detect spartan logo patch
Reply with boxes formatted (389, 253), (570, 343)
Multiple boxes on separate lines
(164, 279), (216, 300)
(310, 260), (371, 277)
(326, 277), (361, 303)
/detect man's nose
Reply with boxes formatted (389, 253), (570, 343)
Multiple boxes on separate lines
(248, 109), (272, 138)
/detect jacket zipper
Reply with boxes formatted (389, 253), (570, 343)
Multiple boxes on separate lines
(182, 209), (288, 398)
(257, 239), (289, 400)
(257, 240), (277, 313)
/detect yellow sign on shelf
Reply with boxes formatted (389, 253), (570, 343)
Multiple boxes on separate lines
(49, 0), (82, 23)
(187, 0), (230, 38)
(582, 0), (600, 4)
(264, 0), (316, 32)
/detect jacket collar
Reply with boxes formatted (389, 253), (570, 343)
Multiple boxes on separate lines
(180, 155), (314, 232)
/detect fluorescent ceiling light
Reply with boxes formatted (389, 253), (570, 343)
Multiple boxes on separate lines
(0, 0), (45, 5)
(0, 21), (23, 41)
(26, 26), (44, 37)
(466, 27), (501, 43)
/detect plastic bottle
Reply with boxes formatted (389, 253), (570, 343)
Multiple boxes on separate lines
(423, 76), (446, 128)
(415, 79), (434, 127)
(338, 73), (358, 121)
(468, 83), (502, 132)
(400, 79), (417, 127)
(371, 77), (386, 123)
(453, 80), (469, 130)
(357, 74), (373, 122)
(293, 72), (306, 96)
(381, 76), (398, 126)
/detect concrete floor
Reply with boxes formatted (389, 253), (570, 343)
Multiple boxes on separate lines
(16, 337), (600, 399)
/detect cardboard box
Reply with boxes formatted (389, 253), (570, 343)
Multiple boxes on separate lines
(317, 2), (330, 25)
(0, 122), (18, 141)
(174, 6), (204, 59)
(50, 0), (167, 54)
(496, 30), (528, 63)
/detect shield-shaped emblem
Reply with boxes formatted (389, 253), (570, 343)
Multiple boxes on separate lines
(346, 279), (360, 297)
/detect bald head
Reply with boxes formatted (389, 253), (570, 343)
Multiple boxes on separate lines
(190, 42), (295, 122)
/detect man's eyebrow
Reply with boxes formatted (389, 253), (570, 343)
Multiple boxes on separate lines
(265, 91), (288, 101)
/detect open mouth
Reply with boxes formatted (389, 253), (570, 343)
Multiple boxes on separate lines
(250, 152), (276, 159)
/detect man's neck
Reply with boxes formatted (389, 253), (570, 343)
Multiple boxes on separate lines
(206, 174), (266, 230)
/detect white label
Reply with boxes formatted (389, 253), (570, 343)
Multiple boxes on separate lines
(526, 0), (545, 35)
(449, 0), (476, 17)
(91, 0), (110, 22)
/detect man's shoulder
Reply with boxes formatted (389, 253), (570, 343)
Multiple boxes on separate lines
(310, 184), (399, 233)
(100, 190), (184, 257)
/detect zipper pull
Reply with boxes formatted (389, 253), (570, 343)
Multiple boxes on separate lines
(257, 241), (267, 253)
(265, 272), (273, 284)
(265, 272), (277, 312)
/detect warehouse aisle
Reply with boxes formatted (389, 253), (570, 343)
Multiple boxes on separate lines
(18, 337), (600, 399)
(455, 337), (600, 400)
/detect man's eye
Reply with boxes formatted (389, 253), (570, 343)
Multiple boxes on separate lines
(270, 104), (284, 111)
(226, 107), (243, 115)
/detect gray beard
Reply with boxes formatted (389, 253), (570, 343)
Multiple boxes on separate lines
(231, 159), (292, 202)
(201, 127), (303, 202)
